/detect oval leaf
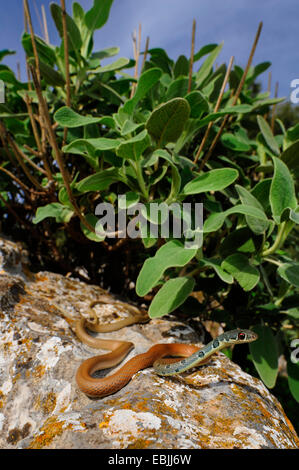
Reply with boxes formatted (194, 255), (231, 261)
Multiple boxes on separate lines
(136, 240), (197, 297)
(182, 168), (238, 195)
(277, 263), (299, 288)
(123, 68), (162, 115)
(257, 115), (280, 155)
(148, 276), (195, 318)
(54, 106), (103, 128)
(235, 184), (269, 234)
(33, 203), (74, 224)
(146, 97), (190, 147)
(221, 253), (260, 291)
(270, 156), (297, 223)
(249, 324), (279, 388)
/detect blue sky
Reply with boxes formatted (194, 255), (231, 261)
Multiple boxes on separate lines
(1, 0), (298, 101)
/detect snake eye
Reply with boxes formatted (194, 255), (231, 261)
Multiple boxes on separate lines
(238, 332), (246, 340)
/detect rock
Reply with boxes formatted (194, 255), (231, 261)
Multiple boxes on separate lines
(0, 236), (298, 449)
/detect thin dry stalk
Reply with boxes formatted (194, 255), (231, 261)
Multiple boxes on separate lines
(30, 66), (96, 234)
(131, 24), (142, 98)
(23, 0), (41, 84)
(17, 62), (21, 81)
(33, 0), (43, 36)
(41, 4), (50, 44)
(13, 144), (48, 176)
(0, 192), (30, 227)
(61, 0), (71, 144)
(141, 36), (150, 72)
(23, 93), (53, 180)
(24, 0), (48, 159)
(188, 19), (196, 93)
(194, 55), (234, 168)
(0, 166), (31, 193)
(202, 22), (263, 169)
(271, 81), (279, 133)
(0, 120), (43, 190)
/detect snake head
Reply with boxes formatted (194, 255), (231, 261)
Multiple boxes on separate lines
(229, 329), (258, 344)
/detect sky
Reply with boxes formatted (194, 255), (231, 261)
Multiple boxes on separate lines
(1, 0), (298, 101)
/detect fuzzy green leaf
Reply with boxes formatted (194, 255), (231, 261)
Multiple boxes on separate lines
(148, 276), (195, 318)
(270, 156), (297, 223)
(221, 253), (260, 291)
(136, 240), (197, 296)
(249, 324), (278, 388)
(257, 115), (280, 155)
(235, 185), (269, 234)
(123, 68), (162, 115)
(54, 107), (103, 128)
(146, 98), (190, 147)
(33, 203), (74, 224)
(182, 168), (238, 195)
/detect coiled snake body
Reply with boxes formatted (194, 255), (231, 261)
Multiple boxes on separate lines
(75, 303), (257, 398)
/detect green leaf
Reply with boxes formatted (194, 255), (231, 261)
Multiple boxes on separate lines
(116, 130), (150, 161)
(136, 240), (197, 296)
(94, 57), (130, 73)
(221, 133), (251, 152)
(204, 204), (269, 233)
(151, 150), (181, 203)
(277, 263), (299, 288)
(76, 168), (123, 193)
(235, 185), (269, 234)
(50, 3), (82, 51)
(123, 68), (162, 115)
(22, 33), (56, 66)
(257, 115), (280, 155)
(118, 192), (140, 209)
(148, 276), (195, 318)
(220, 227), (260, 257)
(249, 325), (279, 388)
(85, 0), (114, 33)
(251, 178), (272, 214)
(221, 253), (260, 291)
(182, 168), (238, 195)
(80, 214), (105, 242)
(270, 156), (297, 223)
(27, 58), (65, 87)
(247, 61), (271, 83)
(54, 106), (103, 128)
(33, 203), (74, 224)
(0, 50), (15, 61)
(196, 43), (223, 87)
(281, 140), (299, 174)
(185, 91), (209, 118)
(201, 258), (233, 284)
(287, 360), (299, 403)
(146, 98), (190, 147)
(63, 137), (122, 154)
(173, 55), (189, 78)
(165, 77), (189, 101)
(91, 47), (120, 60)
(193, 44), (218, 62)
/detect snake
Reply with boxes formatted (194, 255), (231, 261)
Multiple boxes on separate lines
(75, 299), (258, 398)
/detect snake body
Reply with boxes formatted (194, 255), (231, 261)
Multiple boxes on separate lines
(75, 312), (257, 398)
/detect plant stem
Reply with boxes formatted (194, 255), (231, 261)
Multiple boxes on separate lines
(262, 221), (286, 256)
(130, 161), (148, 200)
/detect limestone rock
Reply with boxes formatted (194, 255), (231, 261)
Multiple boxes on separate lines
(0, 237), (298, 449)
